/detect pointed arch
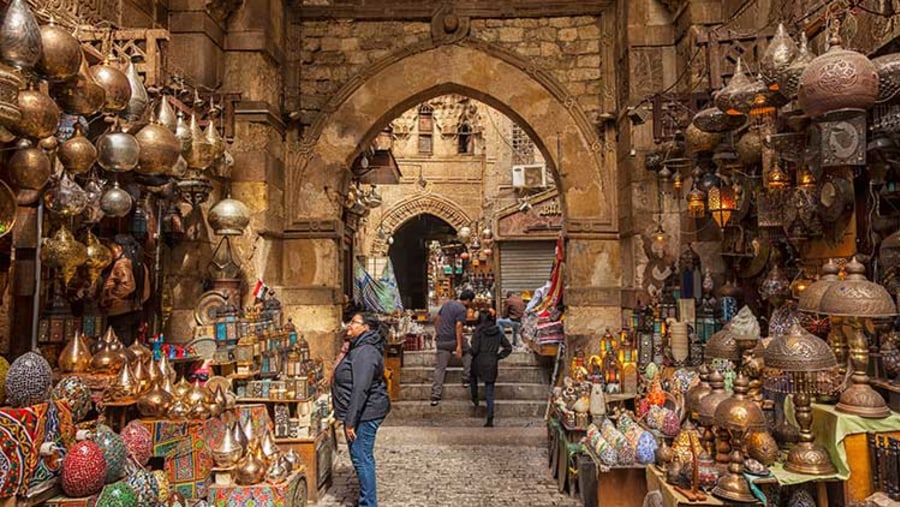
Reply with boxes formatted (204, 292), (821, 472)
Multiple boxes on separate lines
(370, 194), (471, 257)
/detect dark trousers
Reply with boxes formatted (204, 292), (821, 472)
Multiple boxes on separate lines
(469, 376), (496, 419)
(107, 311), (140, 346)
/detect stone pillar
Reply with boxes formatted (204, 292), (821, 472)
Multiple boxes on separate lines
(168, 0), (228, 89)
(564, 236), (623, 356)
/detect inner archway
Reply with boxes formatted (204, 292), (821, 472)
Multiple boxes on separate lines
(389, 214), (457, 309)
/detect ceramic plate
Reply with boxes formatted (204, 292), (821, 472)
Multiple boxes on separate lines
(194, 291), (227, 326)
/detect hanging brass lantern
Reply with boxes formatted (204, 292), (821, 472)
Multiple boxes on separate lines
(760, 23), (797, 88)
(99, 182), (133, 218)
(157, 95), (177, 132)
(707, 185), (737, 229)
(798, 26), (878, 118)
(135, 116), (180, 175)
(51, 57), (105, 116)
(16, 85), (60, 139)
(0, 0), (42, 71)
(58, 331), (92, 373)
(90, 58), (132, 113)
(692, 107), (747, 134)
(714, 58), (753, 116)
(687, 184), (706, 218)
(776, 32), (814, 100)
(97, 124), (141, 173)
(37, 22), (81, 82)
(9, 142), (51, 190)
(42, 226), (88, 285)
(83, 232), (112, 287)
(123, 60), (148, 121)
(58, 124), (97, 175)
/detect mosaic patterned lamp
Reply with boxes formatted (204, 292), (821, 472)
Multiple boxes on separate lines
(818, 257), (897, 418)
(707, 185), (737, 228)
(764, 324), (839, 474)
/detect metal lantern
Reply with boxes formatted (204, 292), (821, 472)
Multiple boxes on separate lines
(714, 58), (753, 116)
(798, 259), (840, 313)
(712, 374), (768, 504)
(208, 196), (251, 236)
(760, 23), (797, 88)
(0, 0), (42, 71)
(707, 185), (737, 228)
(798, 27), (878, 118)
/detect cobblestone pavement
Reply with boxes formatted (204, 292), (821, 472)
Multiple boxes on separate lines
(316, 425), (582, 507)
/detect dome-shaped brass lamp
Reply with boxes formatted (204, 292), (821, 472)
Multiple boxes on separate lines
(819, 257), (897, 418)
(712, 374), (767, 504)
(764, 324), (838, 474)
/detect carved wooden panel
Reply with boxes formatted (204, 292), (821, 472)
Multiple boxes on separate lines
(697, 27), (776, 90)
(78, 27), (169, 88)
(25, 0), (118, 26)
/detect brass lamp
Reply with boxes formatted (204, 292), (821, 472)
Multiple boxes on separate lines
(797, 259), (839, 313)
(818, 257), (897, 418)
(712, 374), (768, 504)
(707, 185), (737, 229)
(696, 370), (732, 465)
(764, 324), (838, 474)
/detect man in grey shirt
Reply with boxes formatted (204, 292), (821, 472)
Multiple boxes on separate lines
(431, 290), (475, 406)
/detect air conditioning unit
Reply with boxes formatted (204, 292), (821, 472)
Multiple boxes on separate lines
(512, 164), (547, 189)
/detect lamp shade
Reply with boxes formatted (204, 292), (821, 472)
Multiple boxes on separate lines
(707, 185), (737, 228)
(797, 259), (839, 313)
(714, 374), (767, 433)
(818, 257), (897, 318)
(764, 324), (837, 372)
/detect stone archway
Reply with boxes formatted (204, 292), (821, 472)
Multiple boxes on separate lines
(283, 39), (623, 340)
(371, 194), (471, 257)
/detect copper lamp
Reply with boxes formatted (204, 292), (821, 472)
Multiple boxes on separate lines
(797, 259), (839, 313)
(764, 324), (838, 474)
(712, 374), (768, 504)
(818, 257), (897, 418)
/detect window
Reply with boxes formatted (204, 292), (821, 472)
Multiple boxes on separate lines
(458, 122), (471, 154)
(418, 104), (433, 155)
(512, 124), (535, 165)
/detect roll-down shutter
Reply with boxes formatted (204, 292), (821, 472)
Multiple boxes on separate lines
(499, 241), (556, 296)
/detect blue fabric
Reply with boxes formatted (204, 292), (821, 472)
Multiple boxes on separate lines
(348, 417), (383, 507)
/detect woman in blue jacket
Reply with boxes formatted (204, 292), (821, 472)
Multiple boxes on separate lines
(332, 313), (391, 506)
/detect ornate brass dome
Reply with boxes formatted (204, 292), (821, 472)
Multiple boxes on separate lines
(818, 257), (897, 318)
(776, 32), (814, 99)
(797, 259), (839, 313)
(798, 31), (878, 118)
(873, 52), (900, 103)
(760, 23), (797, 88)
(764, 324), (837, 372)
(696, 370), (730, 426)
(714, 374), (767, 433)
(706, 327), (741, 362)
(208, 197), (250, 236)
(714, 57), (753, 116)
(685, 364), (711, 419)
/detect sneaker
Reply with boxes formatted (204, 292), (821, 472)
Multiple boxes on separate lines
(430, 399), (439, 406)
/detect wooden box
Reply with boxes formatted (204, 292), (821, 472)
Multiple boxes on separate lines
(275, 425), (334, 504)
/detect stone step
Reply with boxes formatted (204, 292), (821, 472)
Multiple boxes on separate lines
(400, 365), (548, 385)
(400, 382), (549, 401)
(401, 350), (542, 367)
(389, 399), (547, 419)
(374, 424), (547, 446)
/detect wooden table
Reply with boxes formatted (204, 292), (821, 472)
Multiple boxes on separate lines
(275, 424), (334, 504)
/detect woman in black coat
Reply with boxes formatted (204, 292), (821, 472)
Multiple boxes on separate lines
(332, 313), (391, 507)
(469, 310), (512, 427)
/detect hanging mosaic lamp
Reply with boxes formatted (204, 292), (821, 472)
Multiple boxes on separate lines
(798, 23), (878, 118)
(707, 185), (737, 228)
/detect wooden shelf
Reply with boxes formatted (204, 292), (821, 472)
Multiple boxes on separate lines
(237, 397), (312, 404)
(227, 371), (259, 380)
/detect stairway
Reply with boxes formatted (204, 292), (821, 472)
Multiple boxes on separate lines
(387, 349), (552, 422)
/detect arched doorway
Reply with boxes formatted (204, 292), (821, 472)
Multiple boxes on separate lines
(284, 41), (622, 342)
(388, 214), (456, 309)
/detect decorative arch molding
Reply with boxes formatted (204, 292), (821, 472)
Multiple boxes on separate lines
(370, 194), (471, 257)
(286, 33), (616, 235)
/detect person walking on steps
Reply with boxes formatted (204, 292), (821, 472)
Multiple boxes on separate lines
(470, 310), (512, 427)
(496, 291), (525, 350)
(431, 290), (475, 406)
(332, 313), (391, 507)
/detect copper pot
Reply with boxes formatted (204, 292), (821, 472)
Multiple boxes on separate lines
(90, 60), (131, 113)
(16, 87), (60, 139)
(58, 124), (97, 175)
(9, 143), (50, 190)
(798, 32), (878, 118)
(135, 120), (180, 175)
(50, 57), (105, 116)
(37, 23), (81, 82)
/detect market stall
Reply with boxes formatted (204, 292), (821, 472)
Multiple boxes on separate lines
(0, 0), (334, 504)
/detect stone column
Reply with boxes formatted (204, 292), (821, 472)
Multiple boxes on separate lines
(168, 0), (228, 88)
